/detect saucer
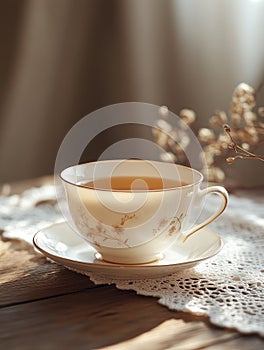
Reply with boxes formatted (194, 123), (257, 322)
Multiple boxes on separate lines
(33, 222), (223, 279)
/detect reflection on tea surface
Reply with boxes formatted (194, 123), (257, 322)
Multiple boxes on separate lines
(83, 176), (187, 191)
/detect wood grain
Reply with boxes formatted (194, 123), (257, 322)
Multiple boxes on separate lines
(204, 336), (264, 350)
(0, 174), (96, 306)
(0, 238), (95, 306)
(0, 286), (239, 350)
(98, 319), (239, 350)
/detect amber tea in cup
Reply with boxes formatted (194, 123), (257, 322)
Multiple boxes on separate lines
(83, 176), (187, 191)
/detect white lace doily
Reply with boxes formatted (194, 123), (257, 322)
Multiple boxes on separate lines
(0, 186), (263, 336)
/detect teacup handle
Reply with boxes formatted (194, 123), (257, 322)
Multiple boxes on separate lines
(183, 186), (228, 242)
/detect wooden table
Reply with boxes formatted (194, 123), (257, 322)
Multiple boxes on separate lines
(0, 177), (263, 350)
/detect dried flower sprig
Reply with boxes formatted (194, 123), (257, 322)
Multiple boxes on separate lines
(224, 124), (264, 164)
(153, 82), (264, 183)
(222, 83), (264, 165)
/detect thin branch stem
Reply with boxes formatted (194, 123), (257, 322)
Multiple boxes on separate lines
(224, 125), (264, 162)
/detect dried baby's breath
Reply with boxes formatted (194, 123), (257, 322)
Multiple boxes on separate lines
(153, 83), (264, 182)
(179, 109), (196, 125)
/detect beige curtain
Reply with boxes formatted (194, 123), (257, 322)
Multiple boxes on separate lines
(0, 0), (264, 184)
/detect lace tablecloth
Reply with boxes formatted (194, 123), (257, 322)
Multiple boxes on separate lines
(0, 185), (263, 336)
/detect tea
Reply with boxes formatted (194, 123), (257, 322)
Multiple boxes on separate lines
(83, 176), (187, 191)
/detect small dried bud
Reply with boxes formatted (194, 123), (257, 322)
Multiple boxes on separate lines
(223, 124), (231, 133)
(242, 143), (250, 150)
(217, 110), (228, 123)
(218, 133), (230, 150)
(231, 83), (256, 114)
(159, 106), (169, 119)
(169, 142), (183, 154)
(258, 107), (264, 117)
(246, 94), (256, 108)
(231, 100), (243, 115)
(152, 127), (159, 138)
(205, 166), (225, 182)
(243, 111), (257, 125)
(167, 138), (175, 148)
(204, 144), (220, 156)
(231, 113), (241, 126)
(153, 128), (169, 147)
(169, 130), (180, 142)
(245, 126), (257, 136)
(233, 83), (255, 97)
(179, 135), (190, 149)
(209, 116), (220, 128)
(204, 151), (214, 165)
(160, 152), (176, 163)
(209, 111), (226, 128)
(218, 133), (230, 143)
(156, 119), (172, 133)
(226, 157), (235, 164)
(198, 128), (215, 143)
(238, 127), (259, 144)
(179, 109), (196, 125)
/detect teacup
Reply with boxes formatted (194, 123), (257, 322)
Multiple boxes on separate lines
(60, 159), (228, 264)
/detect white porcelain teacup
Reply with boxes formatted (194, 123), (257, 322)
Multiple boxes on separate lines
(60, 159), (228, 264)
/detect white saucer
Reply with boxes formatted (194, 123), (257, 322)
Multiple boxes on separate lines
(33, 222), (223, 279)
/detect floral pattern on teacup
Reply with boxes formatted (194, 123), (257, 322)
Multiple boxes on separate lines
(153, 212), (185, 237)
(74, 203), (186, 249)
(75, 205), (131, 248)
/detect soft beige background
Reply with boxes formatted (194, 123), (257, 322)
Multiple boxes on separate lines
(0, 0), (263, 186)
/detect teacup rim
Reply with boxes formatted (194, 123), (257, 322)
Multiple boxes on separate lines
(60, 159), (203, 192)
